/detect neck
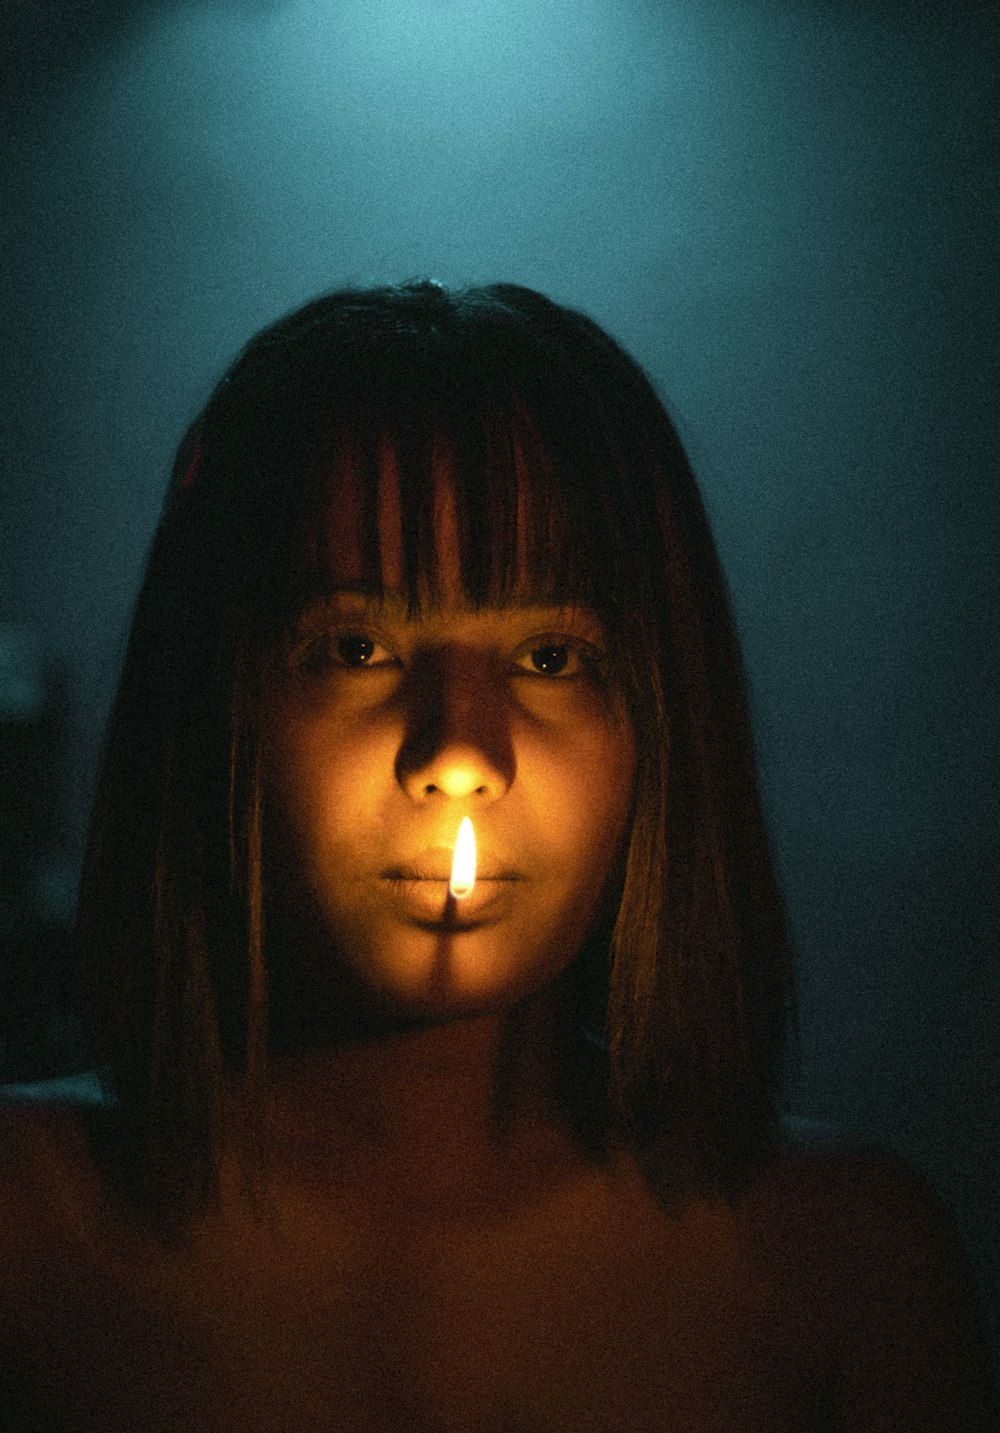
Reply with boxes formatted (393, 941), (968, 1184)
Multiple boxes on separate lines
(253, 981), (589, 1224)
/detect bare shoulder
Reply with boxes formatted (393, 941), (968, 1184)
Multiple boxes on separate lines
(753, 1125), (948, 1233)
(760, 1134), (982, 1293)
(744, 1133), (999, 1431)
(0, 1072), (106, 1168)
(0, 1075), (109, 1288)
(0, 1089), (62, 1247)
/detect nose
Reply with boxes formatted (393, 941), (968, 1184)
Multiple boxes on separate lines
(396, 647), (514, 806)
(406, 746), (506, 801)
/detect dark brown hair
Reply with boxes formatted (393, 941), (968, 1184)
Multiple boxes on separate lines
(75, 280), (799, 1244)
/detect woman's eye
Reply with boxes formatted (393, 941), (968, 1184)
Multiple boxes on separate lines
(294, 629), (603, 682)
(514, 640), (595, 679)
(300, 631), (394, 673)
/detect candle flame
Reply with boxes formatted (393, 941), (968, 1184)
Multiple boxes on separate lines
(448, 817), (476, 899)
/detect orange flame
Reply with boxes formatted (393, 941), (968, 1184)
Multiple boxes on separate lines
(448, 817), (476, 899)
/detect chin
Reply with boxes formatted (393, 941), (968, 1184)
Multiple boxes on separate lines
(369, 955), (572, 1028)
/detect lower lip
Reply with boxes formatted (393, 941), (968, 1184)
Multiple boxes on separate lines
(382, 877), (519, 925)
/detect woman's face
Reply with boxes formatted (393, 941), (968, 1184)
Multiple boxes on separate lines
(262, 445), (636, 1027)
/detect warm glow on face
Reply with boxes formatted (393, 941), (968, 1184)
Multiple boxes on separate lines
(448, 817), (476, 899)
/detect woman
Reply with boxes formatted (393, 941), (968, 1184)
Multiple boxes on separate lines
(1, 280), (994, 1430)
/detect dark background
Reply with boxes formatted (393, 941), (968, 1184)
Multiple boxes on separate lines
(2, 0), (997, 1372)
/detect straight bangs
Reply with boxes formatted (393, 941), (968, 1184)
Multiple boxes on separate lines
(263, 374), (666, 711)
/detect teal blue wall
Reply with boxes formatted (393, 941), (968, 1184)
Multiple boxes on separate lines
(2, 0), (996, 1358)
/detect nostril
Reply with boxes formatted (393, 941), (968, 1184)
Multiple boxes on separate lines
(423, 782), (488, 796)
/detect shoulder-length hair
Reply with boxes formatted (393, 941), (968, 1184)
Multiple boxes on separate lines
(76, 279), (799, 1245)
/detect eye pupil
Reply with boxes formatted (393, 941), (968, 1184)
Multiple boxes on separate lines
(338, 635), (376, 665)
(532, 644), (569, 675)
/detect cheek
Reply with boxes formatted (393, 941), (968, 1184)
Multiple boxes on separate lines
(267, 715), (375, 819)
(264, 726), (353, 892)
(544, 722), (636, 877)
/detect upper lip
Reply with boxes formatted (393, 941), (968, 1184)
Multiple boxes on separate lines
(384, 846), (521, 881)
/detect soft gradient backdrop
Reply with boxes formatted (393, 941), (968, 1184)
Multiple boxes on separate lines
(2, 0), (997, 1366)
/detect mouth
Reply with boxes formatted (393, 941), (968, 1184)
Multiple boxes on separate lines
(384, 847), (520, 884)
(381, 874), (521, 925)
